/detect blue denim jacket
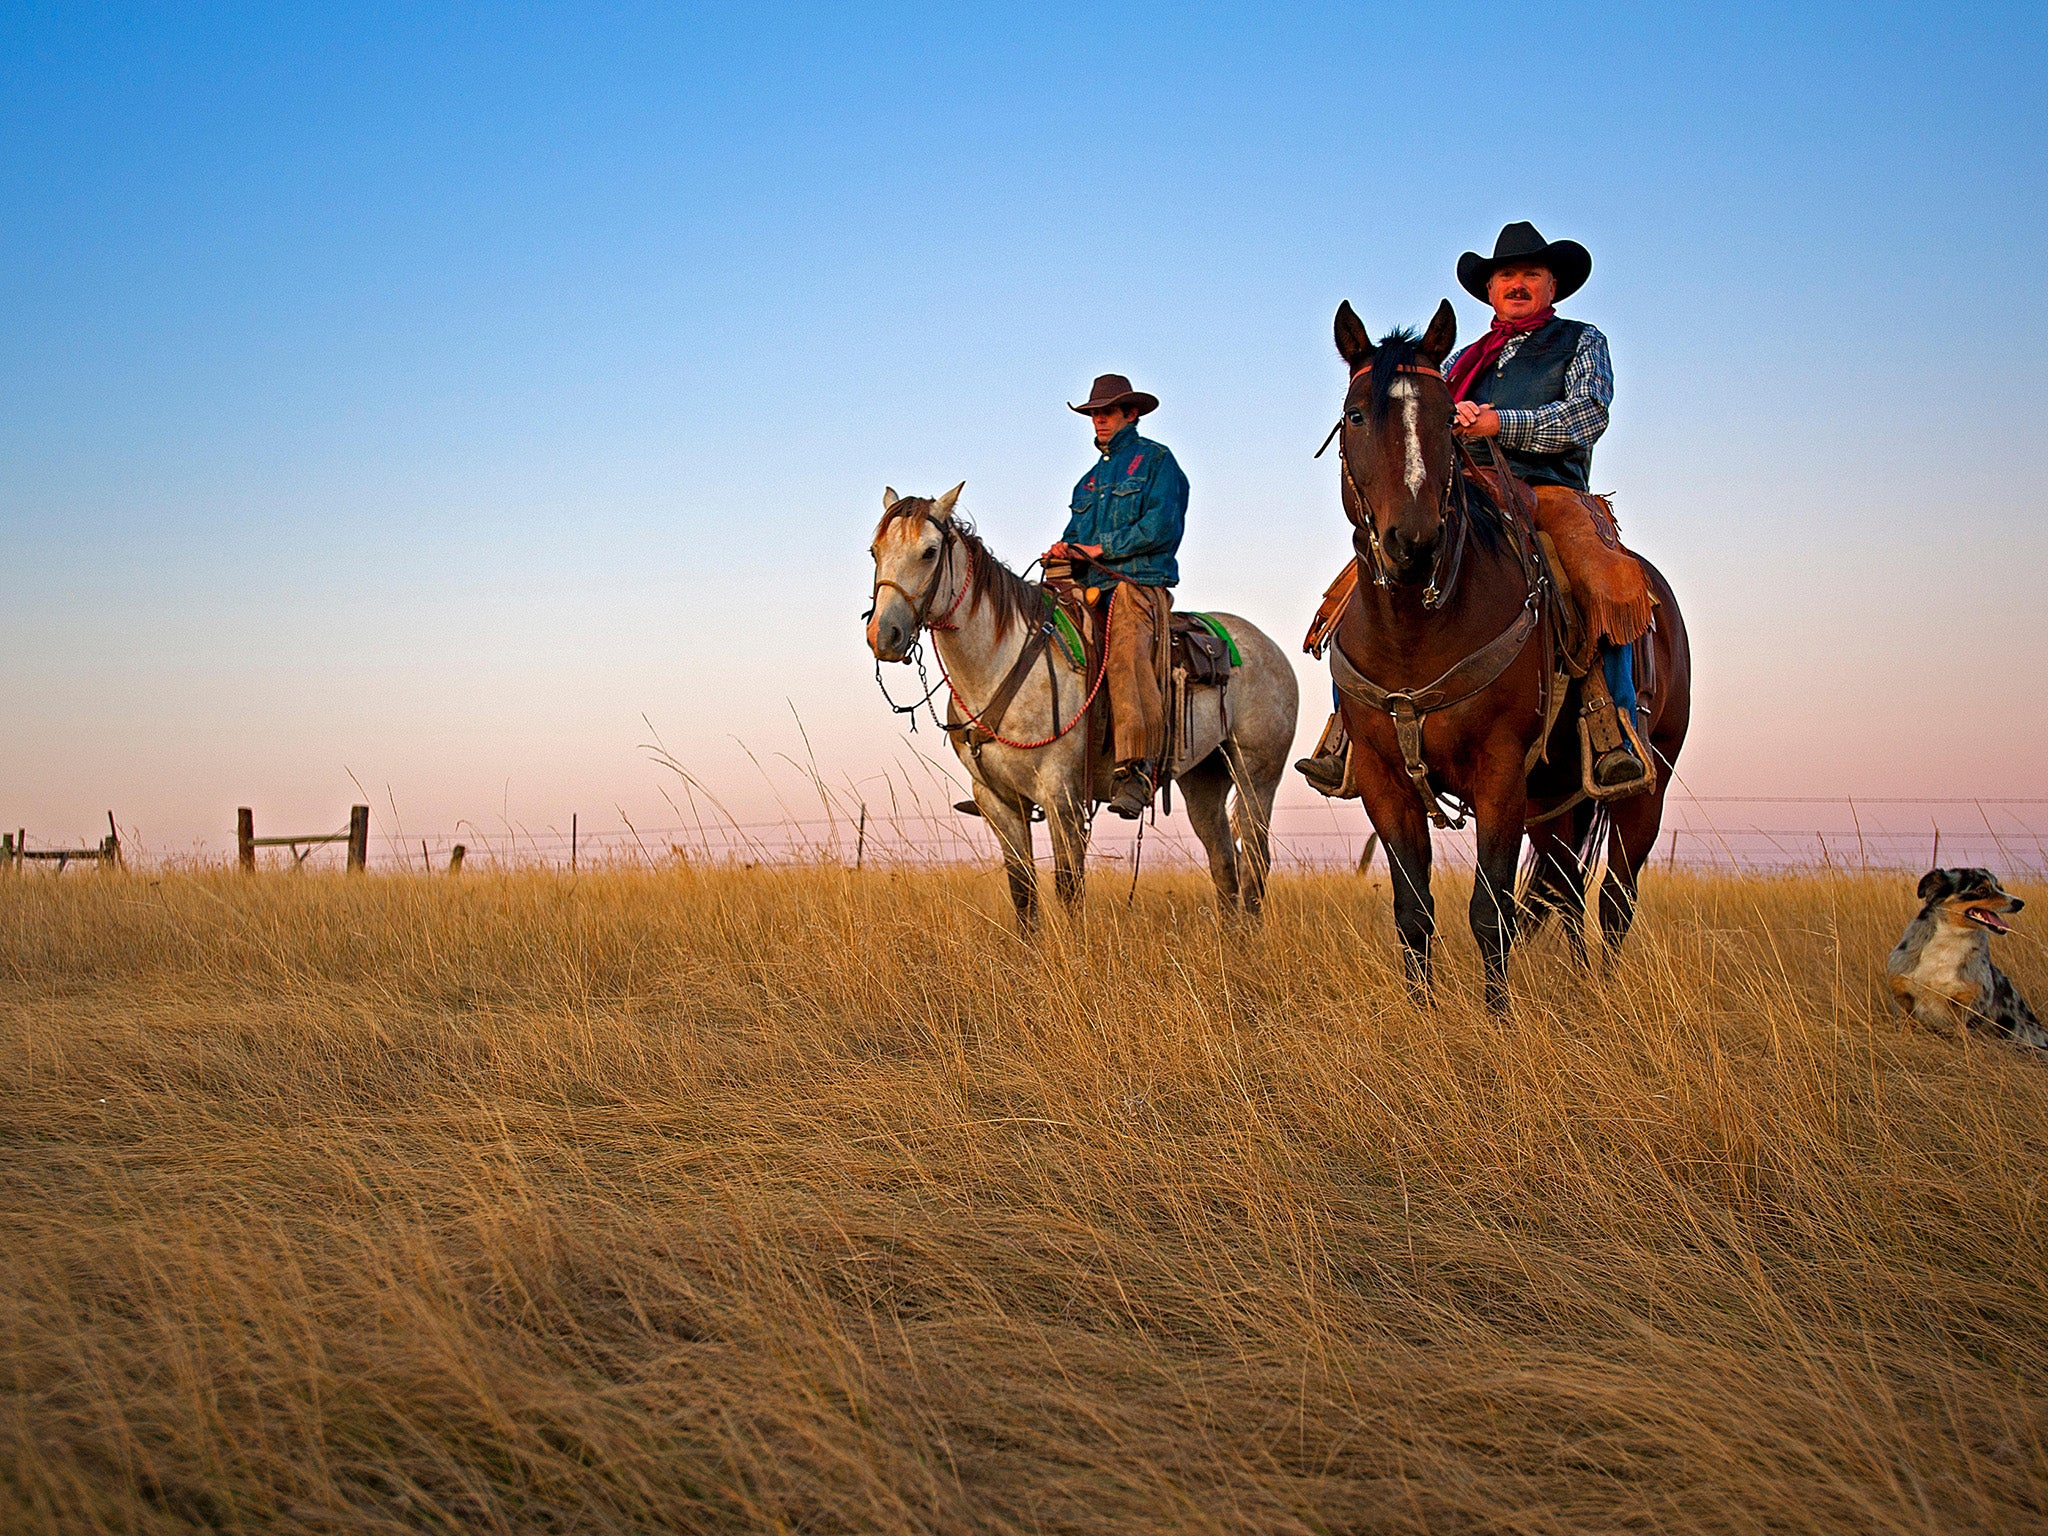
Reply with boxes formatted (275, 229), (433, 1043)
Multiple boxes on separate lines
(1060, 424), (1188, 588)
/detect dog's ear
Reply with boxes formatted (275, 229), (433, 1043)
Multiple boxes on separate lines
(1917, 868), (1955, 902)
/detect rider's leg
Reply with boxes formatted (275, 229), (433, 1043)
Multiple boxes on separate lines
(1586, 641), (1649, 790)
(1298, 563), (1362, 798)
(1605, 642), (1638, 726)
(1529, 485), (1653, 796)
(1297, 683), (1356, 797)
(1105, 583), (1165, 818)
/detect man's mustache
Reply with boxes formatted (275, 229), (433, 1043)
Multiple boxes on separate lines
(1504, 288), (1533, 300)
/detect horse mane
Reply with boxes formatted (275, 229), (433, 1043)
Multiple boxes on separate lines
(1367, 325), (1509, 556)
(875, 497), (1039, 643)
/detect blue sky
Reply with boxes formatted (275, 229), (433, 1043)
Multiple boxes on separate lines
(3, 3), (2044, 855)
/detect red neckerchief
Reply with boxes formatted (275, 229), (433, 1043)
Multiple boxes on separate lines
(1446, 306), (1556, 402)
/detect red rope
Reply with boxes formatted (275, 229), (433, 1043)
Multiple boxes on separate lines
(938, 583), (1116, 751)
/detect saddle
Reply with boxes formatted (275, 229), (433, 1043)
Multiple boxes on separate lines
(1033, 568), (1239, 806)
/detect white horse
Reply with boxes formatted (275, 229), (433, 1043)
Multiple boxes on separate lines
(867, 484), (1299, 928)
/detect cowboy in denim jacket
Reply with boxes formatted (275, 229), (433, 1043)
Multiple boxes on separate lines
(1044, 374), (1188, 818)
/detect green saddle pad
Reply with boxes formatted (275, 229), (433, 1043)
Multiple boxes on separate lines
(1042, 603), (1241, 670)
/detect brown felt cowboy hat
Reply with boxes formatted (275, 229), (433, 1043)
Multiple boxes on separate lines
(1457, 221), (1592, 303)
(1066, 373), (1159, 416)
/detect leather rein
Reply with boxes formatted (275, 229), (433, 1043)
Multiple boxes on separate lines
(1324, 362), (1549, 830)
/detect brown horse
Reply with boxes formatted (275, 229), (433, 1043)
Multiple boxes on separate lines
(1328, 299), (1692, 1010)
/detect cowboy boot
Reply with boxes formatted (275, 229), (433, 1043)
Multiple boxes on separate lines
(1579, 672), (1652, 796)
(1106, 761), (1155, 820)
(1295, 712), (1355, 797)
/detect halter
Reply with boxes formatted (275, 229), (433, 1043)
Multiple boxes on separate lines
(1331, 361), (1465, 610)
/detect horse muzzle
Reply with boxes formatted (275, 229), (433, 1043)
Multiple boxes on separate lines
(867, 602), (914, 662)
(1366, 524), (1438, 584)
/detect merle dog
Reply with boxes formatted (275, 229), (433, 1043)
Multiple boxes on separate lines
(1887, 868), (2044, 1049)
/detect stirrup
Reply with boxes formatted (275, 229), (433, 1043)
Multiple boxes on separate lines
(1105, 765), (1154, 820)
(1295, 713), (1359, 799)
(1295, 750), (1357, 799)
(1579, 709), (1655, 802)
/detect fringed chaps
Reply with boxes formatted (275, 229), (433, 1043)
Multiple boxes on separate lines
(1530, 485), (1654, 647)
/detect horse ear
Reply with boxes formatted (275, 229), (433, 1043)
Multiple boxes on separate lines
(1419, 298), (1457, 367)
(883, 486), (900, 511)
(1334, 301), (1372, 370)
(933, 482), (964, 520)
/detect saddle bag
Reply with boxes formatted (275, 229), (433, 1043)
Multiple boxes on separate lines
(1173, 625), (1233, 687)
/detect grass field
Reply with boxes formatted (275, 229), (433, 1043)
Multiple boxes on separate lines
(4, 862), (2047, 1533)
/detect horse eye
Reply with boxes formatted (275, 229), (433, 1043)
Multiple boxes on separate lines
(1345, 410), (1365, 427)
(922, 547), (937, 560)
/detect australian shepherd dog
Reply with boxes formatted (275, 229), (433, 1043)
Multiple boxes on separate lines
(1887, 867), (2044, 1050)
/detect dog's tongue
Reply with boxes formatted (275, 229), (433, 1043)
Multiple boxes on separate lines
(1970, 907), (2014, 934)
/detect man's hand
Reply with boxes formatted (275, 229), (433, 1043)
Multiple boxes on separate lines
(1453, 401), (1501, 439)
(1043, 541), (1103, 564)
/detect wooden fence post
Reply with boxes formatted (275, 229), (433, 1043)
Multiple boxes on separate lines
(449, 844), (466, 874)
(237, 808), (255, 872)
(2, 832), (13, 868)
(104, 812), (121, 870)
(13, 830), (24, 871)
(347, 806), (370, 873)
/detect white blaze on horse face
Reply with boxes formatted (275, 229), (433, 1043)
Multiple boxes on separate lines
(1389, 379), (1424, 497)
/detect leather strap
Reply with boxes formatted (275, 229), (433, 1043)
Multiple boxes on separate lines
(1329, 592), (1541, 828)
(945, 599), (1058, 754)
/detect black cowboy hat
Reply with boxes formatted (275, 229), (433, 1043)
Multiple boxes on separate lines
(1066, 373), (1159, 416)
(1457, 221), (1592, 303)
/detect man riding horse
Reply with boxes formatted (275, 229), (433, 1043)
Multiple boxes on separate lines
(1299, 221), (1654, 797)
(1043, 373), (1189, 819)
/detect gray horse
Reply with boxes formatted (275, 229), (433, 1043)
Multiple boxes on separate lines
(867, 484), (1298, 927)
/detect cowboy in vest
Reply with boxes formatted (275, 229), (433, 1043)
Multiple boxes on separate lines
(1298, 222), (1654, 797)
(1044, 374), (1188, 819)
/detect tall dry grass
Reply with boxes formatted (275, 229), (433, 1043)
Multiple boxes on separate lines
(2, 861), (2046, 1533)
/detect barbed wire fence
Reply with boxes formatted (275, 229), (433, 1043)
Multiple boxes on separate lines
(14, 796), (2047, 877)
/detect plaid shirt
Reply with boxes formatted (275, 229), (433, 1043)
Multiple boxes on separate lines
(1444, 322), (1613, 458)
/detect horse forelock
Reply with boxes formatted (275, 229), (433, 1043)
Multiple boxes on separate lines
(873, 496), (935, 542)
(1365, 327), (1421, 426)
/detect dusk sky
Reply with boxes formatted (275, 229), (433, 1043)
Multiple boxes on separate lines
(4, 3), (2044, 860)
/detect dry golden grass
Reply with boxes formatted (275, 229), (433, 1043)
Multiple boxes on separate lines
(4, 861), (2048, 1533)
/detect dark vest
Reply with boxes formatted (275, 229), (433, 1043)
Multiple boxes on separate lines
(1469, 317), (1590, 491)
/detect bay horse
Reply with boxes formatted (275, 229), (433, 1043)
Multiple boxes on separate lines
(867, 484), (1299, 929)
(1328, 300), (1692, 1010)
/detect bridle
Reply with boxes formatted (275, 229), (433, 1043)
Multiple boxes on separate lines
(866, 498), (1110, 753)
(868, 500), (973, 637)
(1329, 361), (1466, 610)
